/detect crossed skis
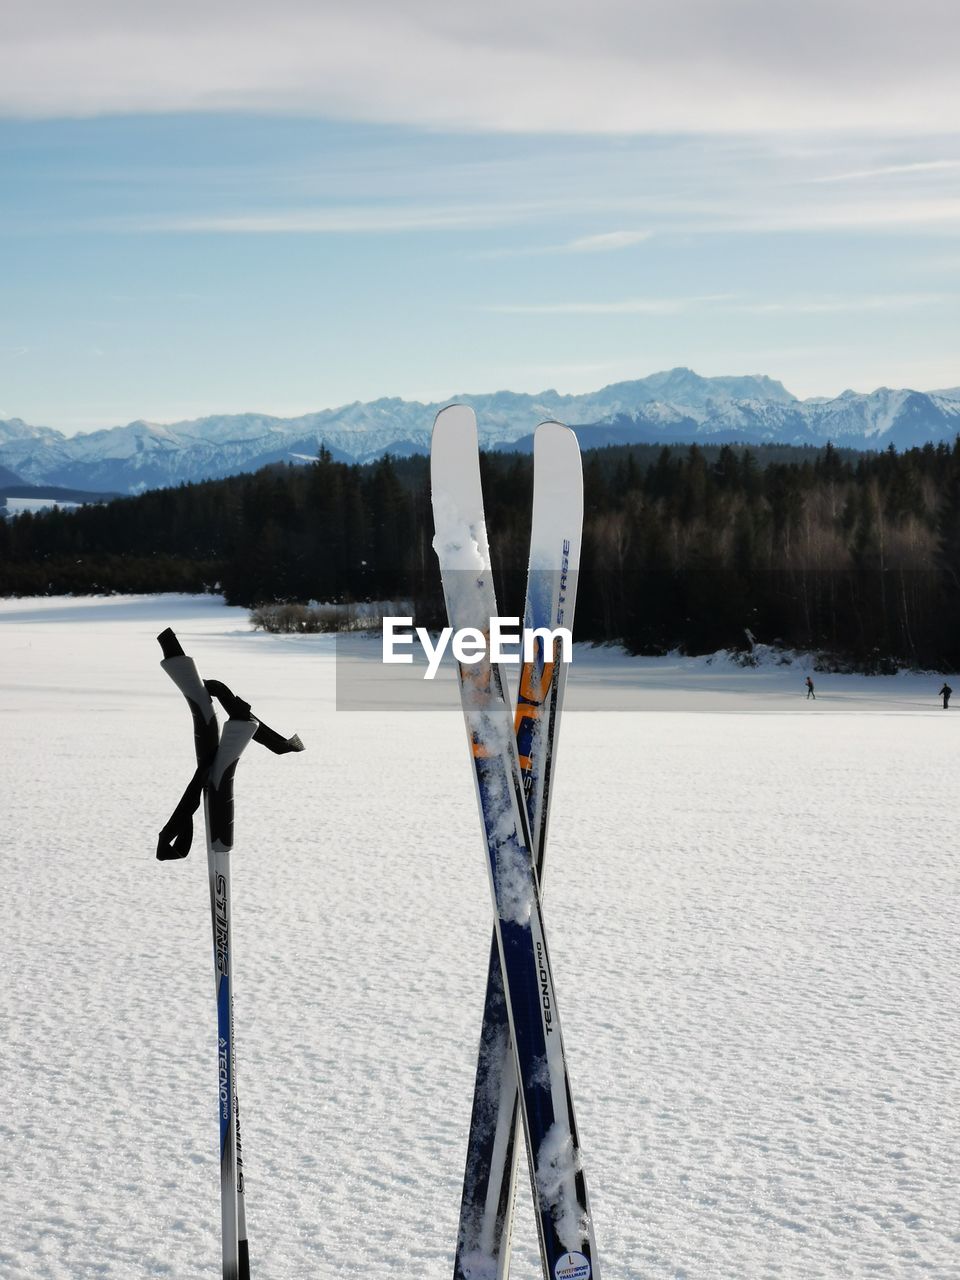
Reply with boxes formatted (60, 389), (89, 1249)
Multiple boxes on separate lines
(432, 408), (599, 1280)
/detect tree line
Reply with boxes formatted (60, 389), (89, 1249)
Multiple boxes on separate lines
(4, 438), (960, 669)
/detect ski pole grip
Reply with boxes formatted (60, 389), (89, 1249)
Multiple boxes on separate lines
(157, 627), (219, 773)
(158, 627), (185, 660)
(208, 720), (258, 849)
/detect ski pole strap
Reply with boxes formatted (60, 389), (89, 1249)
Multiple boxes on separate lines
(156, 632), (305, 860)
(157, 766), (207, 860)
(205, 679), (305, 755)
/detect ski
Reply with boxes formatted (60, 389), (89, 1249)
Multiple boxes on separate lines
(157, 629), (303, 1280)
(453, 421), (583, 1280)
(431, 407), (598, 1280)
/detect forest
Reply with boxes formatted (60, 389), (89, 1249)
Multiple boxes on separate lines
(4, 438), (960, 670)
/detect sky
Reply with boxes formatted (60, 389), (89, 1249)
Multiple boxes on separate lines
(1, 0), (959, 434)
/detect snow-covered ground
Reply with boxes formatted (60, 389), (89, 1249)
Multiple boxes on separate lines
(2, 594), (958, 1279)
(1, 496), (82, 516)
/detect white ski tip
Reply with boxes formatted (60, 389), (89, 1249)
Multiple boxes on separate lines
(430, 404), (491, 580)
(529, 420), (583, 575)
(432, 402), (478, 450)
(534, 420), (582, 473)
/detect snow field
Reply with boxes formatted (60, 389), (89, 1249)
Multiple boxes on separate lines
(1, 497), (82, 517)
(1, 595), (958, 1278)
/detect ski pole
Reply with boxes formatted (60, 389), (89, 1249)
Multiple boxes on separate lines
(157, 628), (303, 1279)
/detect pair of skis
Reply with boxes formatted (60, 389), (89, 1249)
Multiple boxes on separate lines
(432, 407), (598, 1280)
(157, 628), (303, 1280)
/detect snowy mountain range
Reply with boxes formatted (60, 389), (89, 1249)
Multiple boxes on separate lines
(2, 368), (960, 494)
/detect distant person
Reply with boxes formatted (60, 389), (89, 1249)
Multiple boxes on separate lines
(805, 676), (816, 700)
(940, 682), (952, 710)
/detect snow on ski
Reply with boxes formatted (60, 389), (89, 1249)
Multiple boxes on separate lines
(157, 628), (303, 1280)
(431, 407), (598, 1280)
(453, 421), (584, 1280)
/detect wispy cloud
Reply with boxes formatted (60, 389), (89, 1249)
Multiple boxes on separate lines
(490, 192), (960, 246)
(487, 295), (732, 316)
(487, 292), (954, 318)
(476, 228), (652, 259)
(705, 198), (960, 236)
(566, 230), (653, 252)
(108, 194), (960, 240)
(131, 204), (543, 234)
(810, 160), (960, 184)
(742, 293), (954, 314)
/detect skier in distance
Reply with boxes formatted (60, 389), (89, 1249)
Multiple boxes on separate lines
(805, 675), (816, 700)
(939, 682), (952, 709)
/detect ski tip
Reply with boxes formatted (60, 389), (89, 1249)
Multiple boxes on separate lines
(534, 420), (583, 481)
(534, 420), (580, 449)
(157, 627), (185, 660)
(431, 402), (477, 444)
(430, 405), (482, 500)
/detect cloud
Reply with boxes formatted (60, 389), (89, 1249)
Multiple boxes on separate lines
(810, 160), (960, 184)
(475, 228), (653, 258)
(1, 1), (959, 133)
(132, 203), (543, 234)
(704, 198), (960, 236)
(565, 230), (653, 252)
(487, 294), (732, 315)
(109, 192), (960, 239)
(742, 293), (953, 314)
(487, 292), (954, 317)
